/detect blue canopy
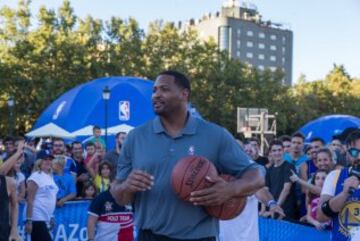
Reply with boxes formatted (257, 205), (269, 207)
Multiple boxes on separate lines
(33, 76), (156, 135)
(299, 115), (360, 143)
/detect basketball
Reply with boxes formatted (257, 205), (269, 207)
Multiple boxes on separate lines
(171, 155), (218, 202)
(204, 174), (247, 220)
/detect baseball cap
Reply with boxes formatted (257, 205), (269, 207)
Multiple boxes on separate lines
(37, 149), (54, 160)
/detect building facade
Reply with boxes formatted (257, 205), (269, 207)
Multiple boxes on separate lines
(183, 1), (293, 85)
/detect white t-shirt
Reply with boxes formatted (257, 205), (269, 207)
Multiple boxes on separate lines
(321, 170), (340, 197)
(219, 195), (259, 241)
(26, 171), (58, 222)
(322, 169), (360, 197)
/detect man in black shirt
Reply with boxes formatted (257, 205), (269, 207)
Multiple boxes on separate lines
(71, 141), (90, 196)
(104, 132), (127, 179)
(247, 137), (269, 167)
(265, 140), (297, 221)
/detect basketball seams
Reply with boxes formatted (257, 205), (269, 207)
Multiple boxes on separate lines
(180, 156), (198, 199)
(186, 157), (212, 200)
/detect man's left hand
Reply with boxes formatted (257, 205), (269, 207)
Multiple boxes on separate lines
(189, 175), (234, 206)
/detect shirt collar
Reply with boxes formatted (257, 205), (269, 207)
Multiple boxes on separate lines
(152, 112), (198, 136)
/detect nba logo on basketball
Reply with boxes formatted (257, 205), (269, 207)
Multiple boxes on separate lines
(119, 101), (130, 121)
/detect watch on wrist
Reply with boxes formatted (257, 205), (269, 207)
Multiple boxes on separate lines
(267, 200), (277, 208)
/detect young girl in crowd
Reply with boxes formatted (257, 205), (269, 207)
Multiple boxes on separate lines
(305, 169), (331, 230)
(80, 181), (97, 200)
(87, 160), (112, 194)
(315, 148), (335, 173)
(290, 148), (335, 195)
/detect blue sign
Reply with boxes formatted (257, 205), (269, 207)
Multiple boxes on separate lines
(18, 201), (331, 241)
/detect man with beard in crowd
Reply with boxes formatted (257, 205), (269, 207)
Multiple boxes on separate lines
(318, 130), (360, 241)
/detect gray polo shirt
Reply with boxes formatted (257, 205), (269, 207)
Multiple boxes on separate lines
(117, 114), (262, 239)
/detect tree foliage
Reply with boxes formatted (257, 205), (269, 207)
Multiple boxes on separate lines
(0, 1), (359, 136)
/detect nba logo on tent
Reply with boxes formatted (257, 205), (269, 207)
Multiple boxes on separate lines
(119, 101), (130, 121)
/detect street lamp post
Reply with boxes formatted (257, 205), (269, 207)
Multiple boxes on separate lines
(7, 96), (15, 136)
(102, 86), (110, 151)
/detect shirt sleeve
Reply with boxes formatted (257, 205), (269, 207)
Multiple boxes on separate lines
(265, 167), (270, 187)
(216, 127), (265, 178)
(88, 195), (103, 217)
(68, 174), (77, 195)
(284, 163), (295, 183)
(27, 172), (41, 186)
(69, 158), (77, 174)
(321, 170), (339, 197)
(116, 131), (134, 181)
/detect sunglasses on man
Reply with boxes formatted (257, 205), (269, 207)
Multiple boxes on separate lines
(348, 147), (360, 158)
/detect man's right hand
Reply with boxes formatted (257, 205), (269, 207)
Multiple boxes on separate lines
(342, 175), (360, 195)
(123, 170), (154, 193)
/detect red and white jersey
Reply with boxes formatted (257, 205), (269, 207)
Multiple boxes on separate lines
(88, 190), (134, 241)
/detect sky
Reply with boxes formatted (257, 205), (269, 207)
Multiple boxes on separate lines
(0, 0), (359, 83)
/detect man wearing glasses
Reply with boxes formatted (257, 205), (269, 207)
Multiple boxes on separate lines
(50, 138), (77, 179)
(317, 130), (360, 241)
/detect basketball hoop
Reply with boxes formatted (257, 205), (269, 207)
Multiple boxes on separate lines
(241, 126), (252, 138)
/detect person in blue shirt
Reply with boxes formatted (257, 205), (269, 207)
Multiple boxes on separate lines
(111, 70), (265, 241)
(284, 132), (308, 170)
(50, 138), (77, 179)
(317, 130), (360, 241)
(52, 156), (77, 207)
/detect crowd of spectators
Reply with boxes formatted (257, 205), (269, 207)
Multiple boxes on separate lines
(0, 127), (126, 203)
(241, 131), (353, 231)
(0, 124), (358, 240)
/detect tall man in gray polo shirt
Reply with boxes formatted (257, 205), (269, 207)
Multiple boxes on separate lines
(111, 70), (265, 241)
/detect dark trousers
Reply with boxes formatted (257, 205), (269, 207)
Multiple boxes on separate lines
(31, 221), (52, 241)
(0, 225), (10, 241)
(138, 229), (216, 241)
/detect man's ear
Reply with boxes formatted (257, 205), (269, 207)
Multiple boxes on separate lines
(182, 88), (190, 101)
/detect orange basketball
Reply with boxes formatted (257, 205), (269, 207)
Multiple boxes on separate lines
(204, 174), (247, 220)
(171, 155), (218, 202)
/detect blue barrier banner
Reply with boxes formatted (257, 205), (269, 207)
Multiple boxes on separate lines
(19, 202), (331, 241)
(259, 217), (331, 241)
(19, 201), (89, 241)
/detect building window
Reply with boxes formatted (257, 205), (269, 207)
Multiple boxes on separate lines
(246, 41), (253, 47)
(270, 56), (276, 61)
(258, 54), (265, 60)
(247, 30), (253, 37)
(270, 66), (277, 72)
(246, 52), (253, 58)
(258, 65), (264, 70)
(218, 26), (231, 52)
(259, 32), (265, 38)
(236, 51), (241, 57)
(282, 36), (286, 44)
(282, 57), (285, 64)
(237, 40), (241, 49)
(270, 45), (277, 51)
(258, 43), (265, 49)
(270, 34), (277, 40)
(237, 29), (241, 37)
(282, 47), (286, 54)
